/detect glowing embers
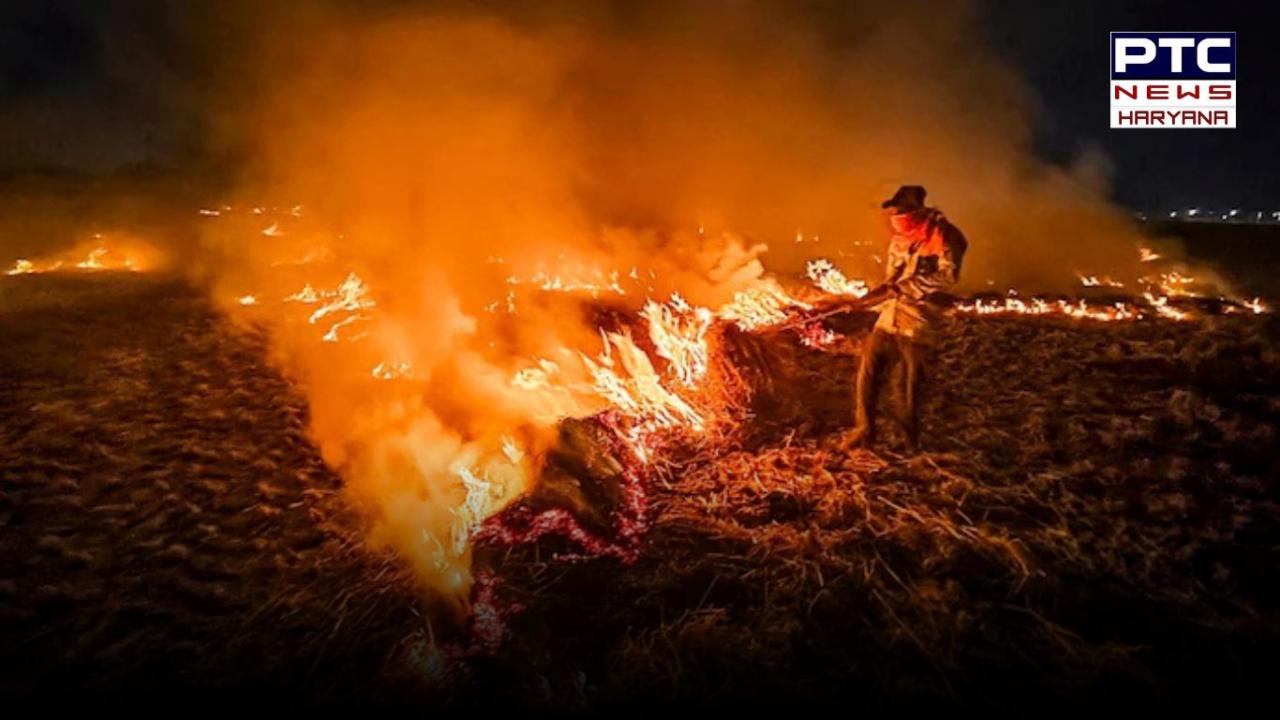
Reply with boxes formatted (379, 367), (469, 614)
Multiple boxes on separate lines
(953, 293), (1148, 322)
(285, 283), (323, 303)
(1141, 293), (1190, 321)
(451, 462), (518, 559)
(371, 361), (414, 380)
(1242, 297), (1268, 314)
(643, 293), (713, 386)
(804, 244), (1272, 325)
(511, 358), (563, 392)
(1079, 275), (1125, 288)
(1149, 271), (1197, 298)
(584, 330), (704, 431)
(6, 237), (157, 275)
(475, 415), (650, 565)
(6, 260), (34, 276)
(510, 293), (737, 464)
(284, 272), (377, 342)
(504, 267), (629, 299)
(717, 282), (809, 331)
(306, 273), (376, 324)
(410, 439), (532, 595)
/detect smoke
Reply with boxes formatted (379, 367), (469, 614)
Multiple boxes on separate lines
(191, 0), (1154, 605)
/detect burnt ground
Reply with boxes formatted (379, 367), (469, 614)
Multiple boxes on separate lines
(2, 271), (1280, 713)
(0, 274), (430, 709)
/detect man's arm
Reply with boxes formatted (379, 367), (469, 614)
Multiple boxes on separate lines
(811, 263), (903, 315)
(851, 278), (901, 307)
(849, 244), (909, 307)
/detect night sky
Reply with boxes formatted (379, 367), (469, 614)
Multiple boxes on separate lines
(1, 0), (1277, 212)
(983, 0), (1280, 212)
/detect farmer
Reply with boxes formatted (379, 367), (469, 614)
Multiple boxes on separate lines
(838, 184), (967, 451)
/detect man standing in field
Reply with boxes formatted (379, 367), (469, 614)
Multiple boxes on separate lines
(838, 185), (967, 451)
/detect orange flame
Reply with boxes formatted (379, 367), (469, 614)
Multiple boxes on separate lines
(5, 237), (160, 276)
(806, 258), (868, 297)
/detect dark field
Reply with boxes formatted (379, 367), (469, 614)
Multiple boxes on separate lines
(2, 245), (1279, 711)
(0, 275), (430, 708)
(1150, 219), (1280, 297)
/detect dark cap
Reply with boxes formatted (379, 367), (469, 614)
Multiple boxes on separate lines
(881, 185), (927, 211)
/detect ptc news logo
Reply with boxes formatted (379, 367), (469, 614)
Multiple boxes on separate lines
(1110, 32), (1236, 129)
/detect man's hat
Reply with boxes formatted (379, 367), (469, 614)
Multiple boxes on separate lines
(881, 185), (927, 211)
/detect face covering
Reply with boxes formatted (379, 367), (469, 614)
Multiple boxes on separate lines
(890, 211), (925, 235)
(890, 210), (946, 256)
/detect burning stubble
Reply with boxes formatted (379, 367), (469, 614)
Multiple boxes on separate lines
(190, 0), (1187, 606)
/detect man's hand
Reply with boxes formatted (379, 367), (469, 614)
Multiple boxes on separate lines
(808, 283), (898, 320)
(855, 282), (898, 308)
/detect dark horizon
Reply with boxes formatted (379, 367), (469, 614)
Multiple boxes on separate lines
(1, 0), (1277, 213)
(983, 0), (1280, 212)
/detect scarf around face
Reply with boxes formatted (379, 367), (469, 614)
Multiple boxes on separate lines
(889, 208), (947, 257)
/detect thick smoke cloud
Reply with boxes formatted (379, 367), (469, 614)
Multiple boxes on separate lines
(189, 0), (1163, 605)
(221, 0), (1147, 290)
(4, 1), (1160, 606)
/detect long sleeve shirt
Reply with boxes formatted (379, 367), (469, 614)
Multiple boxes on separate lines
(873, 208), (967, 340)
